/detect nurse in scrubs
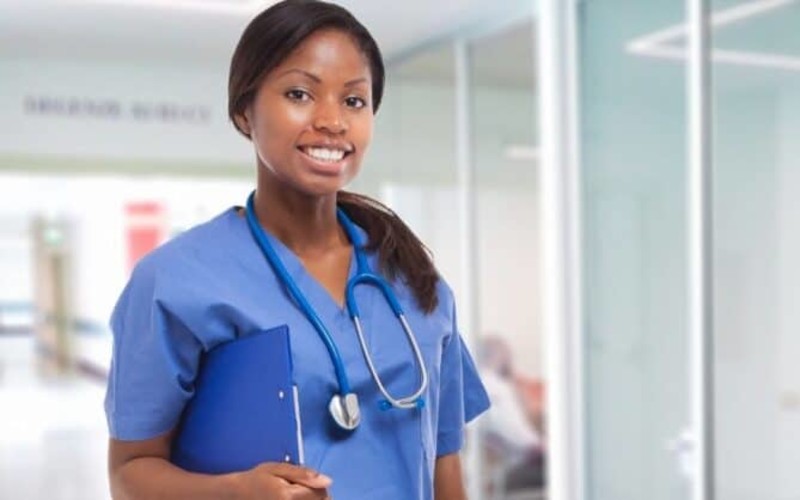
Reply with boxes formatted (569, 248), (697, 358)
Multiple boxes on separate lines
(105, 1), (490, 498)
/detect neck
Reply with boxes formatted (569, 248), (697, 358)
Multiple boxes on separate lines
(252, 183), (347, 257)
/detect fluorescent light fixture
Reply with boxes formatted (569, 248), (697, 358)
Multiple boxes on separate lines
(627, 0), (800, 72)
(505, 144), (540, 161)
(69, 0), (276, 14)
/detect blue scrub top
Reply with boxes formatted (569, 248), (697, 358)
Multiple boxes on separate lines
(104, 207), (490, 499)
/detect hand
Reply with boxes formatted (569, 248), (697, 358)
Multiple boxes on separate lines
(233, 462), (332, 499)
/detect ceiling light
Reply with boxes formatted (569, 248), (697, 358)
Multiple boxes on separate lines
(627, 0), (800, 72)
(505, 145), (540, 161)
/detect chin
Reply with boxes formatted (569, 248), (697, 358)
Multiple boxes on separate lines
(293, 180), (349, 199)
(299, 174), (355, 196)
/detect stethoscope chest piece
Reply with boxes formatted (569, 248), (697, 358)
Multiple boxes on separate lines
(329, 393), (361, 430)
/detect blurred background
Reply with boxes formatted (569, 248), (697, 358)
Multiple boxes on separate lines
(0, 0), (797, 499)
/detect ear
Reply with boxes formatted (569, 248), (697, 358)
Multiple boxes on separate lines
(233, 111), (252, 138)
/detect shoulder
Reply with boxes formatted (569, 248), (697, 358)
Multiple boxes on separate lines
(128, 208), (239, 290)
(433, 278), (456, 317)
(395, 273), (457, 334)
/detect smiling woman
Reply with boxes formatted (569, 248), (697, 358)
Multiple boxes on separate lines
(235, 29), (373, 197)
(103, 1), (490, 499)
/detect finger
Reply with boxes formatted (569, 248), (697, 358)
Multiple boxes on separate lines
(310, 487), (331, 499)
(286, 483), (330, 499)
(259, 463), (333, 489)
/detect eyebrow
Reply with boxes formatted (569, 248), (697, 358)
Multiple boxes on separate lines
(277, 68), (369, 88)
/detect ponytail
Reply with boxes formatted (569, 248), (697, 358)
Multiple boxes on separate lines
(337, 191), (439, 314)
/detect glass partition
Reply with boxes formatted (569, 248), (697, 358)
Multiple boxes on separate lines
(579, 1), (691, 499)
(710, 1), (800, 499)
(469, 19), (545, 500)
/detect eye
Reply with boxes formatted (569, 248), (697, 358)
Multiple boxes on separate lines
(345, 96), (367, 109)
(285, 89), (311, 102)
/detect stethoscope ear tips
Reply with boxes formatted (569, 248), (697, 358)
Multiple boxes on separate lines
(330, 393), (361, 431)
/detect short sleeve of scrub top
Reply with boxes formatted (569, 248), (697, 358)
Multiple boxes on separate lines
(104, 242), (205, 440)
(105, 212), (248, 440)
(435, 302), (490, 456)
(104, 207), (490, 499)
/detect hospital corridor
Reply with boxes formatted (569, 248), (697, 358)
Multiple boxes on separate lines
(1, 0), (799, 499)
(0, 335), (107, 499)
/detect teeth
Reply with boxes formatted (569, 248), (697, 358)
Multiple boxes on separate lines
(305, 147), (346, 162)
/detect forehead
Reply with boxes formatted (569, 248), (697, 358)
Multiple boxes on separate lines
(275, 29), (371, 77)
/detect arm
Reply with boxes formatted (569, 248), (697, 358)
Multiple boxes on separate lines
(109, 431), (331, 500)
(434, 453), (467, 500)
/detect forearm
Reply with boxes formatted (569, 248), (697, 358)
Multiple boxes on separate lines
(111, 456), (242, 500)
(434, 453), (467, 500)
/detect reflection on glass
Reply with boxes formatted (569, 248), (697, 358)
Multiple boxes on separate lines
(580, 1), (690, 499)
(710, 1), (800, 499)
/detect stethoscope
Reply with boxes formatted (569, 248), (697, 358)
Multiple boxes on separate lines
(244, 191), (428, 431)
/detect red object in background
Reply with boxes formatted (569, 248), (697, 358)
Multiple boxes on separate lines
(125, 202), (166, 272)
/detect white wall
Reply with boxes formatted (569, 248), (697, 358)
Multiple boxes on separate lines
(0, 59), (246, 164)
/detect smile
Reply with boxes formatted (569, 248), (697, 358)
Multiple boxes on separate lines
(299, 146), (352, 163)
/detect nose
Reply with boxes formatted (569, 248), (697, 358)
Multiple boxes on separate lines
(313, 101), (347, 135)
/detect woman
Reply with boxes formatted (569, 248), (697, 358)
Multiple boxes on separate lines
(105, 1), (489, 498)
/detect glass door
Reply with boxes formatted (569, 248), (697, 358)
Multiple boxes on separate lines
(709, 1), (800, 499)
(578, 0), (692, 499)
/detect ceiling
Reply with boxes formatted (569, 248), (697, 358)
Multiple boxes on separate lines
(0, 0), (532, 68)
(390, 19), (537, 89)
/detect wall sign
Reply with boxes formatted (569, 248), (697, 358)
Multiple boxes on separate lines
(23, 96), (212, 125)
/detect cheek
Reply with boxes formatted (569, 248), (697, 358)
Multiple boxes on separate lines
(252, 111), (308, 161)
(281, 104), (312, 128)
(353, 116), (374, 148)
(253, 101), (309, 142)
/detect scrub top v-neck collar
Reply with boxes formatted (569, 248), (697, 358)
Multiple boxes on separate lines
(230, 206), (371, 325)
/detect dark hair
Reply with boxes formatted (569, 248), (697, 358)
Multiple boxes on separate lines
(337, 191), (439, 313)
(228, 0), (440, 313)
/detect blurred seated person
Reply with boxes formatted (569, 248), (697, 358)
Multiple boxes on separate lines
(479, 334), (546, 491)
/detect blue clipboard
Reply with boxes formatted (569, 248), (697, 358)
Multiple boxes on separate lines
(171, 325), (304, 474)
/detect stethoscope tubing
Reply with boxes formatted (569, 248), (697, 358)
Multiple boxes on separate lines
(328, 210), (428, 407)
(245, 193), (353, 395)
(244, 191), (428, 414)
(351, 313), (428, 409)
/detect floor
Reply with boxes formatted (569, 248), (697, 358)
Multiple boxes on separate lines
(0, 335), (109, 500)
